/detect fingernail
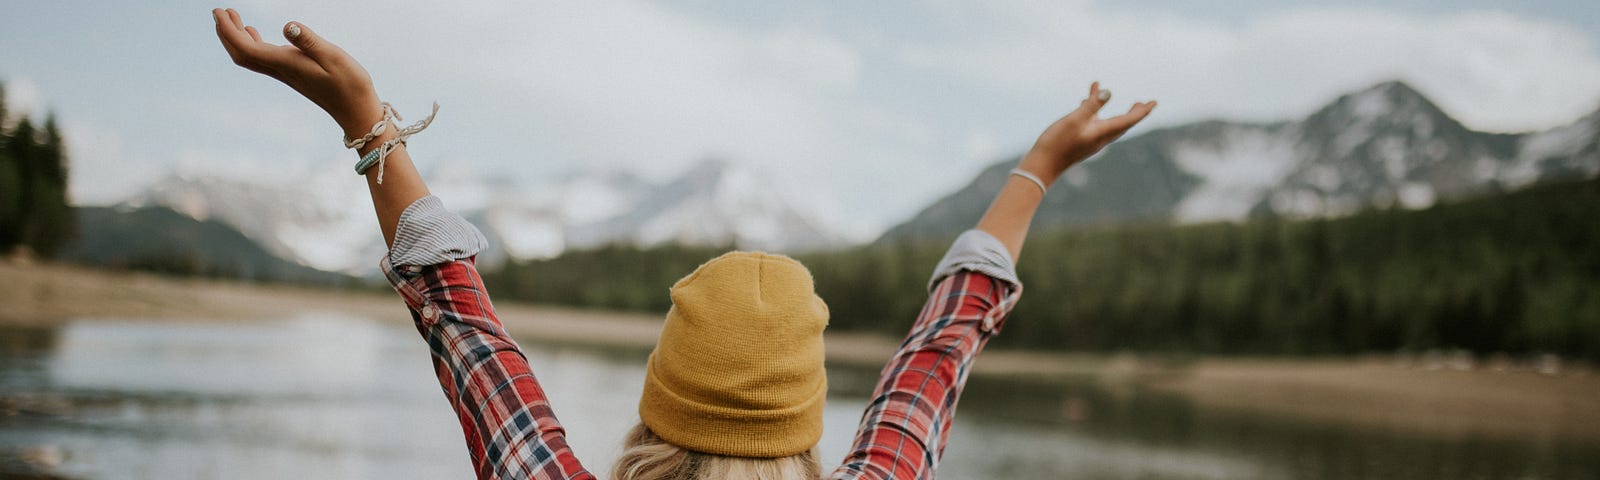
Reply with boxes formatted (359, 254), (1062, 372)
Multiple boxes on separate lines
(286, 23), (301, 39)
(1097, 90), (1112, 102)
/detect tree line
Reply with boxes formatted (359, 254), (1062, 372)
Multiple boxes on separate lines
(0, 81), (74, 257)
(487, 177), (1600, 360)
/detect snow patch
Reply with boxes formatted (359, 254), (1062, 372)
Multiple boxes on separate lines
(1397, 182), (1436, 209)
(488, 206), (565, 260)
(1510, 119), (1598, 187)
(561, 175), (639, 223)
(1170, 127), (1300, 222)
(1348, 89), (1394, 121)
(1376, 135), (1410, 181)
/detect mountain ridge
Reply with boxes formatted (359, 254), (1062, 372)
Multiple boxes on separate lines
(880, 80), (1600, 242)
(124, 158), (856, 274)
(60, 205), (353, 284)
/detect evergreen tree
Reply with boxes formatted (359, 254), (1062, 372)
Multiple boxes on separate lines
(0, 81), (17, 251)
(0, 80), (75, 257)
(5, 117), (36, 252)
(24, 113), (73, 256)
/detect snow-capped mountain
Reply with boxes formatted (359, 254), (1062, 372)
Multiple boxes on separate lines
(127, 167), (383, 274)
(570, 158), (845, 253)
(882, 81), (1600, 240)
(125, 159), (855, 274)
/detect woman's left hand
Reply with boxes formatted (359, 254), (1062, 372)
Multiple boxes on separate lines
(212, 8), (383, 140)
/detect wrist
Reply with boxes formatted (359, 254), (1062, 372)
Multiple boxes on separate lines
(1017, 150), (1065, 186)
(334, 93), (384, 140)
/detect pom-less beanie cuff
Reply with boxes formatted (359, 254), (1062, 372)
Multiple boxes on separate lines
(640, 353), (827, 457)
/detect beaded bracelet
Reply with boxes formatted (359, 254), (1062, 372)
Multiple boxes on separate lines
(353, 143), (383, 175)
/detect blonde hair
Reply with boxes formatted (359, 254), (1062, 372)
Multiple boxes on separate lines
(611, 423), (822, 480)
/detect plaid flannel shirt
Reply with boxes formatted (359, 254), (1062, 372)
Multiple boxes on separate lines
(384, 196), (1021, 480)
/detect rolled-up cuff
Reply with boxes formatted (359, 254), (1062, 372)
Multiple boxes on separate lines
(927, 229), (1020, 293)
(387, 195), (489, 267)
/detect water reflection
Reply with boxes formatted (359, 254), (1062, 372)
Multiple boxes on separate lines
(0, 317), (1595, 479)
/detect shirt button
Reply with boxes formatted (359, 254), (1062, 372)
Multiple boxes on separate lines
(420, 304), (438, 320)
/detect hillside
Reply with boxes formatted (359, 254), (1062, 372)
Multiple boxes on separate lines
(59, 206), (354, 285)
(808, 177), (1600, 358)
(488, 177), (1600, 359)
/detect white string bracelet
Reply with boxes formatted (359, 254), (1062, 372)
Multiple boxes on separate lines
(344, 102), (397, 150)
(352, 102), (439, 184)
(1009, 168), (1049, 195)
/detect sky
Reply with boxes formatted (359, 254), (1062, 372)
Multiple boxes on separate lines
(2, 0), (1599, 236)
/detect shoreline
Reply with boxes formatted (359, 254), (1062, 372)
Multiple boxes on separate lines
(4, 260), (1597, 442)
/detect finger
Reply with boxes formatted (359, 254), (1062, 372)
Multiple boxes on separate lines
(215, 9), (257, 65)
(227, 8), (245, 31)
(216, 9), (265, 58)
(226, 8), (280, 59)
(283, 21), (346, 70)
(1093, 101), (1157, 139)
(1081, 81), (1107, 114)
(215, 13), (303, 79)
(1077, 81), (1110, 118)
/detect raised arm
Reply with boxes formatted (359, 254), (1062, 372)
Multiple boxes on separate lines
(832, 83), (1154, 480)
(212, 9), (593, 479)
(979, 82), (1156, 260)
(211, 8), (424, 246)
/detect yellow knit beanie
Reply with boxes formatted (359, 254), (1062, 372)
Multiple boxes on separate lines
(639, 251), (829, 458)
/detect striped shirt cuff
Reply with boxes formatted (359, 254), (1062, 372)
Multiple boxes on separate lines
(927, 229), (1020, 293)
(388, 195), (489, 267)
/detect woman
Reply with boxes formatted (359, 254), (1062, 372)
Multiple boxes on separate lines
(212, 8), (1154, 479)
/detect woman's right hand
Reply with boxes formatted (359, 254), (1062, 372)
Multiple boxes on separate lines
(212, 8), (383, 140)
(1020, 82), (1156, 183)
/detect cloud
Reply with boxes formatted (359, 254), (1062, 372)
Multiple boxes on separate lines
(2, 77), (43, 121)
(898, 2), (1600, 133)
(222, 0), (943, 229)
(62, 119), (151, 205)
(52, 1), (1600, 230)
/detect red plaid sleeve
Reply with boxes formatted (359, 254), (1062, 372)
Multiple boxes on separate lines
(383, 255), (595, 480)
(829, 271), (1020, 480)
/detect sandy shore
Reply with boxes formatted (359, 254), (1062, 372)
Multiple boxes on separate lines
(4, 260), (1597, 442)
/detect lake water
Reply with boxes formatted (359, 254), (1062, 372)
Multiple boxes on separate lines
(0, 314), (1595, 479)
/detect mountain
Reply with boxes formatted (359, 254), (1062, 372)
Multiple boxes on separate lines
(881, 81), (1600, 241)
(123, 159), (854, 275)
(126, 168), (383, 275)
(59, 205), (353, 285)
(569, 158), (846, 253)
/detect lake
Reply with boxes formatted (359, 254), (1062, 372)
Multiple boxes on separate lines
(0, 314), (1595, 479)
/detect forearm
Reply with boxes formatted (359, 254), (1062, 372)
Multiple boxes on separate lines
(974, 150), (1058, 262)
(363, 145), (429, 248)
(345, 110), (430, 249)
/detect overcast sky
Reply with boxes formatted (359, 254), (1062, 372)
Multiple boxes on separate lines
(3, 0), (1598, 235)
